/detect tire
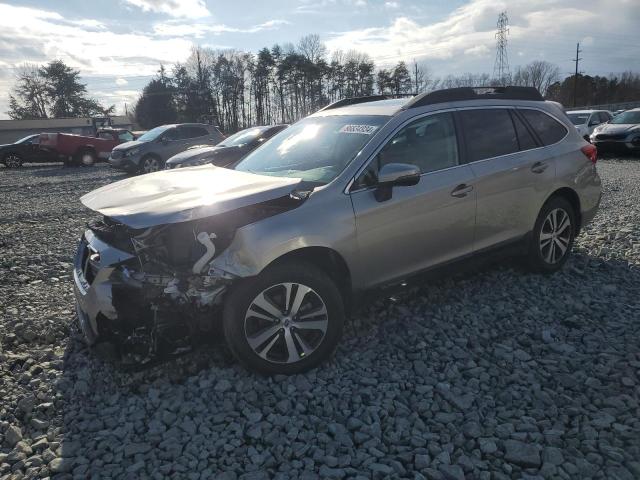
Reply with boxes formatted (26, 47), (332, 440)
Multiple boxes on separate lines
(78, 150), (96, 166)
(223, 262), (344, 375)
(140, 155), (163, 174)
(3, 153), (23, 168)
(526, 196), (576, 273)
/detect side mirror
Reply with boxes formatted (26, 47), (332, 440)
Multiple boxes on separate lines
(589, 120), (599, 127)
(374, 163), (421, 202)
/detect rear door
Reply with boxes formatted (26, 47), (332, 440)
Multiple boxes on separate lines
(182, 126), (215, 148)
(350, 111), (477, 287)
(160, 127), (189, 160)
(459, 107), (555, 251)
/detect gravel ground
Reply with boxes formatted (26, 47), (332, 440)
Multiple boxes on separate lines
(0, 159), (639, 480)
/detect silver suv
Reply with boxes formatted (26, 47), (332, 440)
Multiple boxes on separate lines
(73, 87), (601, 374)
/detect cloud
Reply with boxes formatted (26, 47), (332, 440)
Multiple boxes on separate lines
(115, 78), (128, 86)
(384, 2), (399, 8)
(324, 0), (640, 76)
(152, 19), (289, 38)
(0, 3), (195, 116)
(121, 0), (210, 18)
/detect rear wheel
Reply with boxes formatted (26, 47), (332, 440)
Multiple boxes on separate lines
(140, 155), (162, 174)
(78, 150), (96, 166)
(3, 153), (23, 168)
(526, 196), (576, 273)
(223, 262), (344, 374)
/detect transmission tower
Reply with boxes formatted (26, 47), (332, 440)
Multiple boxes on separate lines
(493, 11), (510, 86)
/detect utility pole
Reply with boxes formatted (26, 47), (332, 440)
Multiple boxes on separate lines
(493, 11), (510, 86)
(572, 42), (582, 107)
(413, 60), (419, 93)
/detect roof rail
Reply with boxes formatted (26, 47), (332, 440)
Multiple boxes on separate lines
(403, 86), (544, 110)
(319, 94), (416, 112)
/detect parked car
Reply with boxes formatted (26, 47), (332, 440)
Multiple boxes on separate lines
(165, 124), (288, 170)
(39, 129), (135, 166)
(0, 134), (57, 168)
(566, 110), (612, 140)
(73, 86), (601, 374)
(613, 109), (626, 116)
(590, 107), (640, 154)
(109, 123), (224, 174)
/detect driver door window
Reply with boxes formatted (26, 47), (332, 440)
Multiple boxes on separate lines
(162, 128), (181, 141)
(355, 112), (459, 189)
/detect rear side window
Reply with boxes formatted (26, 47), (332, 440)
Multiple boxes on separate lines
(598, 112), (610, 123)
(520, 109), (568, 146)
(182, 126), (209, 138)
(459, 109), (519, 162)
(511, 112), (538, 150)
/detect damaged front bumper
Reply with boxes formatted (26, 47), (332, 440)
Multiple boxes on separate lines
(73, 229), (135, 344)
(72, 225), (234, 359)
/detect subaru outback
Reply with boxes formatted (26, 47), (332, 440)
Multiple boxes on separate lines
(73, 86), (601, 374)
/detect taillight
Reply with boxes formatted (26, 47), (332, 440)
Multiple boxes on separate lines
(581, 144), (597, 164)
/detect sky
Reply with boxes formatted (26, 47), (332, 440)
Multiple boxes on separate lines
(0, 0), (638, 118)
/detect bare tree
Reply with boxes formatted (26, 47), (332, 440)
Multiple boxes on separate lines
(7, 64), (49, 119)
(512, 61), (560, 96)
(298, 34), (327, 63)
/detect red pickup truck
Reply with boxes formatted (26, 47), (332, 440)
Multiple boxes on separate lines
(39, 129), (136, 166)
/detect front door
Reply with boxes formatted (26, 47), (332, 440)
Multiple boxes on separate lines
(349, 112), (477, 288)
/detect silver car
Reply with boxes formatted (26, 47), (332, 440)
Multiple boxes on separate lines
(73, 87), (601, 374)
(590, 108), (640, 154)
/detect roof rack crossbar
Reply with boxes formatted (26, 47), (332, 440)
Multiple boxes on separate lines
(319, 93), (416, 112)
(403, 86), (543, 110)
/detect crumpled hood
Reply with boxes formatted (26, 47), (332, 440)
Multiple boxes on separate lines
(595, 123), (639, 135)
(81, 165), (302, 228)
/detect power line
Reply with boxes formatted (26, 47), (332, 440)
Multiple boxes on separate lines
(493, 11), (510, 85)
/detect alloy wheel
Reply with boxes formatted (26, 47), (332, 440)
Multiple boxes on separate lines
(539, 208), (572, 264)
(81, 153), (95, 166)
(244, 282), (329, 364)
(5, 154), (22, 168)
(142, 157), (160, 173)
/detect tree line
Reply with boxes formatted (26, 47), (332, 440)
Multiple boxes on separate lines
(6, 35), (640, 130)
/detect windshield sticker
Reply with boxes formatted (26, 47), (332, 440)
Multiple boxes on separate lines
(339, 124), (378, 135)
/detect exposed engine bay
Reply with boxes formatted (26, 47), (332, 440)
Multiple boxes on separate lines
(74, 194), (304, 364)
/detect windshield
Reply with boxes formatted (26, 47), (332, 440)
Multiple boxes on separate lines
(136, 125), (171, 142)
(567, 113), (589, 125)
(16, 134), (37, 144)
(610, 111), (640, 124)
(234, 115), (389, 185)
(220, 127), (269, 147)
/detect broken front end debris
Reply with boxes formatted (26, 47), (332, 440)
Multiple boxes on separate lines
(73, 195), (303, 363)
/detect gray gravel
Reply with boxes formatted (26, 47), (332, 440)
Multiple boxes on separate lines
(1, 160), (639, 479)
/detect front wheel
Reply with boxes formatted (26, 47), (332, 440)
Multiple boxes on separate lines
(526, 196), (576, 273)
(140, 155), (162, 174)
(3, 153), (23, 168)
(223, 262), (344, 375)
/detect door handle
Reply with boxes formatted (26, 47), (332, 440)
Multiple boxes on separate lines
(451, 184), (473, 198)
(531, 161), (548, 174)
